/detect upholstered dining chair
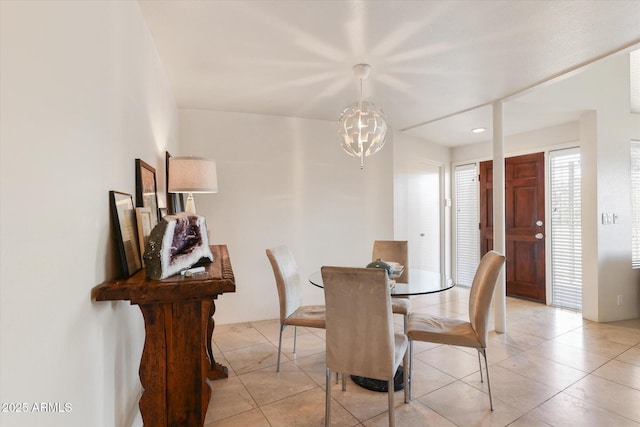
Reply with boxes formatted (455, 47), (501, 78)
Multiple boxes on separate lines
(321, 266), (408, 427)
(266, 245), (326, 372)
(372, 240), (410, 332)
(406, 250), (505, 410)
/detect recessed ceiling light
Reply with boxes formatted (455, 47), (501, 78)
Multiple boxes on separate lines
(471, 127), (486, 134)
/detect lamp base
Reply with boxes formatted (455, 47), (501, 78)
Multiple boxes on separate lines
(184, 193), (196, 214)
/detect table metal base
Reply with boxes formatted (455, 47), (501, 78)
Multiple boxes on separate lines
(351, 366), (405, 392)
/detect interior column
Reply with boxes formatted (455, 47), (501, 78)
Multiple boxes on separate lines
(493, 101), (507, 333)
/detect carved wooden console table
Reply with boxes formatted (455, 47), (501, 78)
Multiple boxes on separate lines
(92, 245), (236, 427)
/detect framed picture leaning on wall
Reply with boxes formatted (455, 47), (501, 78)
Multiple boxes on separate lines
(110, 191), (142, 278)
(135, 158), (160, 225)
(135, 207), (155, 266)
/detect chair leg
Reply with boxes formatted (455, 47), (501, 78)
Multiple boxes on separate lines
(403, 313), (408, 333)
(325, 367), (331, 427)
(388, 379), (395, 427)
(477, 350), (484, 383)
(480, 348), (494, 411)
(293, 325), (298, 354)
(342, 372), (347, 391)
(408, 340), (414, 400)
(403, 347), (409, 404)
(276, 324), (285, 372)
(335, 371), (339, 384)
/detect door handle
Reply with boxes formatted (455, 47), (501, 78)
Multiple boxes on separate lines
(535, 233), (544, 239)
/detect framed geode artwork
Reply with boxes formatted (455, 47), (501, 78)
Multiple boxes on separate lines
(110, 191), (142, 278)
(135, 158), (160, 226)
(165, 151), (184, 215)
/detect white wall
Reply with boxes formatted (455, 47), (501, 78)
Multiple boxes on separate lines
(581, 112), (600, 320)
(178, 109), (394, 324)
(452, 50), (640, 322)
(393, 131), (452, 280)
(518, 51), (640, 321)
(594, 98), (640, 321)
(452, 121), (580, 163)
(0, 2), (177, 426)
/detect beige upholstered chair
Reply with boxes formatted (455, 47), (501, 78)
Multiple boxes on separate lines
(266, 245), (326, 372)
(372, 240), (410, 332)
(407, 250), (505, 409)
(321, 266), (408, 427)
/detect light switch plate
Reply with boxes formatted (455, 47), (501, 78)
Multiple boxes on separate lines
(602, 213), (617, 225)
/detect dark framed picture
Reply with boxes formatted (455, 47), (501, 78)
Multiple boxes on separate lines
(166, 151), (184, 214)
(110, 191), (142, 278)
(135, 159), (160, 225)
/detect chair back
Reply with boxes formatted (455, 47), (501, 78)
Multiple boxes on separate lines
(372, 240), (408, 282)
(321, 266), (396, 380)
(266, 245), (302, 322)
(468, 251), (505, 347)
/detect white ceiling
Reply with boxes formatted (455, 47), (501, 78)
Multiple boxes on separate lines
(139, 0), (640, 147)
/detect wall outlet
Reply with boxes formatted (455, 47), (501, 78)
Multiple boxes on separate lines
(617, 295), (623, 306)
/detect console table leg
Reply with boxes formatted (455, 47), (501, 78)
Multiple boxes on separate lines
(139, 301), (211, 427)
(138, 304), (168, 427)
(206, 299), (229, 380)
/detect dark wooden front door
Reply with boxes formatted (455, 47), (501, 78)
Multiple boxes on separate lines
(480, 152), (546, 302)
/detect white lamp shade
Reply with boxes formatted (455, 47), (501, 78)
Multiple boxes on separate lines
(168, 157), (218, 193)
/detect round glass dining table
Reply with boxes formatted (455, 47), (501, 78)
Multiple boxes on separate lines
(308, 268), (454, 296)
(308, 268), (455, 392)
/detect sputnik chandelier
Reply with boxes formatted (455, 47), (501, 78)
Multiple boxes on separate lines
(337, 64), (388, 169)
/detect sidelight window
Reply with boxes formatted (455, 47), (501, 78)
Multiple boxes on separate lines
(454, 163), (479, 287)
(549, 148), (582, 310)
(631, 140), (640, 268)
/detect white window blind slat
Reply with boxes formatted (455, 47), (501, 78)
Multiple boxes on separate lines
(550, 149), (582, 311)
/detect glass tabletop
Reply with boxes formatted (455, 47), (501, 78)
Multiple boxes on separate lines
(308, 268), (454, 297)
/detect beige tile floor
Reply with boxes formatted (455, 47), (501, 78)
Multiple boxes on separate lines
(204, 287), (640, 426)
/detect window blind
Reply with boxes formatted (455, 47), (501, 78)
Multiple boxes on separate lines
(631, 49), (639, 114)
(550, 149), (582, 310)
(454, 164), (479, 287)
(631, 140), (640, 268)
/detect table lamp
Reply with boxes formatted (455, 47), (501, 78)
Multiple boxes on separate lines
(168, 156), (218, 214)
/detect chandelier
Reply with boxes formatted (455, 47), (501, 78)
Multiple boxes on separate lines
(337, 64), (388, 169)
